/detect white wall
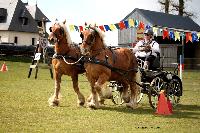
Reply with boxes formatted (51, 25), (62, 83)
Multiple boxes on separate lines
(0, 31), (39, 45)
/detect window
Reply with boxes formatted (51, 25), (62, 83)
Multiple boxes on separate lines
(22, 17), (28, 25)
(0, 8), (7, 23)
(32, 38), (35, 45)
(14, 37), (18, 44)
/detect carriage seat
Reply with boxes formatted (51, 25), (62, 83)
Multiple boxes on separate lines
(150, 52), (160, 70)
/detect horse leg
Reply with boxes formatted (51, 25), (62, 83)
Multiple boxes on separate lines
(121, 82), (130, 103)
(126, 81), (138, 109)
(87, 80), (100, 109)
(94, 73), (110, 105)
(71, 74), (85, 106)
(48, 72), (61, 106)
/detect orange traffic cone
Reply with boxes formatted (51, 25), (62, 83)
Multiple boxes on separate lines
(155, 90), (172, 115)
(0, 62), (8, 72)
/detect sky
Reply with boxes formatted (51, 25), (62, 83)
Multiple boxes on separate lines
(22, 0), (200, 45)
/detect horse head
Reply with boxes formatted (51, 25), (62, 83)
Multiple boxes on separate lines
(80, 26), (105, 55)
(48, 20), (72, 45)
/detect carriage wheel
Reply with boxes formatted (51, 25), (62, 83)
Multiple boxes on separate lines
(148, 77), (165, 109)
(167, 77), (182, 107)
(111, 89), (123, 105)
(136, 87), (144, 103)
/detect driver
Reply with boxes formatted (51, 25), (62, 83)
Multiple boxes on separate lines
(132, 29), (160, 70)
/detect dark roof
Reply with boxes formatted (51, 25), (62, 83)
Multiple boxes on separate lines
(8, 0), (38, 33)
(123, 8), (200, 32)
(35, 6), (50, 22)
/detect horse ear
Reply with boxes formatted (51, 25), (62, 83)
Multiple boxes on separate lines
(80, 32), (84, 40)
(49, 27), (52, 32)
(63, 19), (66, 24)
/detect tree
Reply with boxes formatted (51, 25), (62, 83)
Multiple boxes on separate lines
(171, 0), (195, 17)
(158, 0), (171, 14)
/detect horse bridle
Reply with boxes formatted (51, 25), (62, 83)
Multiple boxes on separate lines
(49, 24), (65, 43)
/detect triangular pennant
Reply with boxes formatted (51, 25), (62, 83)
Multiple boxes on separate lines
(69, 25), (75, 31)
(134, 20), (139, 27)
(192, 32), (198, 42)
(153, 27), (158, 37)
(119, 21), (126, 30)
(145, 25), (151, 30)
(104, 25), (111, 31)
(175, 31), (180, 41)
(114, 23), (120, 30)
(169, 30), (175, 40)
(109, 24), (116, 31)
(128, 19), (134, 28)
(138, 22), (145, 30)
(74, 25), (79, 32)
(79, 26), (83, 32)
(99, 25), (105, 32)
(185, 32), (192, 43)
(163, 28), (169, 39)
(124, 21), (129, 29)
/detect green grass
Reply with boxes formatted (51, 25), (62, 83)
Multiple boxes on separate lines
(0, 60), (200, 133)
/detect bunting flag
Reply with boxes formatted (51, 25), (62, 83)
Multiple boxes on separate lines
(153, 27), (158, 37)
(124, 21), (129, 29)
(65, 19), (199, 43)
(104, 25), (111, 31)
(79, 26), (83, 32)
(109, 24), (116, 31)
(134, 20), (139, 27)
(114, 23), (120, 29)
(69, 25), (75, 31)
(163, 29), (169, 39)
(128, 19), (134, 28)
(145, 25), (151, 30)
(174, 31), (180, 41)
(192, 32), (198, 42)
(119, 21), (126, 30)
(138, 21), (145, 30)
(74, 26), (79, 32)
(185, 32), (192, 43)
(99, 25), (105, 32)
(169, 31), (175, 40)
(197, 32), (200, 40)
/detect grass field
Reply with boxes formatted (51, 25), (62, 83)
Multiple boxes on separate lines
(0, 60), (200, 133)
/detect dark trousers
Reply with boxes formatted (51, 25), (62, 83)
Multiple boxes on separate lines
(138, 55), (156, 69)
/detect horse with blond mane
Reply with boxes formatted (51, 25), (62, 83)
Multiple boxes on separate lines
(80, 26), (140, 109)
(48, 20), (85, 106)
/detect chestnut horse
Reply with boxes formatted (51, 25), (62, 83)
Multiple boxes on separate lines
(48, 21), (85, 106)
(80, 27), (139, 109)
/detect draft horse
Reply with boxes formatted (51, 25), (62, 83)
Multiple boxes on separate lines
(80, 27), (139, 109)
(48, 20), (85, 106)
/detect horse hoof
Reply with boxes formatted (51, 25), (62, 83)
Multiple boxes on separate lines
(87, 102), (99, 109)
(48, 98), (59, 107)
(78, 102), (85, 106)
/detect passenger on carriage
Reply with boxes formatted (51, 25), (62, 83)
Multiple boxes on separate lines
(132, 29), (160, 70)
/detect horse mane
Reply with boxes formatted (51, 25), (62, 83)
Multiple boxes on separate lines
(59, 22), (72, 45)
(90, 26), (106, 47)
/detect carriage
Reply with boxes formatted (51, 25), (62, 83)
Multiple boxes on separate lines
(109, 57), (183, 109)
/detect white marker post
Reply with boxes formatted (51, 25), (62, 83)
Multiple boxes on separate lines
(179, 55), (182, 81)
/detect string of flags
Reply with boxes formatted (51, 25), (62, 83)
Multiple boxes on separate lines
(68, 18), (200, 43)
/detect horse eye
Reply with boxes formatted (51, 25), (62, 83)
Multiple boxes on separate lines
(49, 27), (52, 32)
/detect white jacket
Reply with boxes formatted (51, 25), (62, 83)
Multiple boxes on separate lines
(132, 40), (160, 58)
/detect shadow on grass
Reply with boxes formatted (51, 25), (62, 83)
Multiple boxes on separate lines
(98, 104), (200, 119)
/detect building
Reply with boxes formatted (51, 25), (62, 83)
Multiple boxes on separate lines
(0, 0), (50, 46)
(118, 8), (200, 68)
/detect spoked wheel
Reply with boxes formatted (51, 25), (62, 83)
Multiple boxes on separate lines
(136, 86), (144, 103)
(109, 81), (124, 105)
(148, 77), (165, 109)
(167, 77), (182, 107)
